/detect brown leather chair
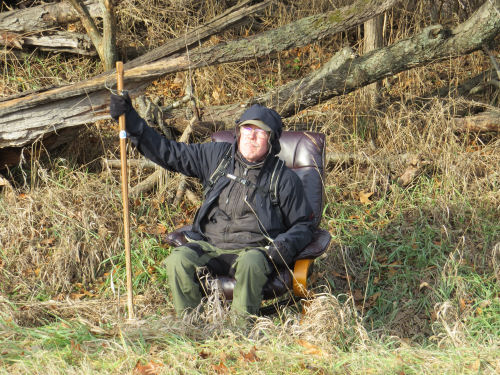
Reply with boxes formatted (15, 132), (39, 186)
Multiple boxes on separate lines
(164, 130), (331, 313)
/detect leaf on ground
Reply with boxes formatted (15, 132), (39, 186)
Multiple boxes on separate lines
(239, 346), (259, 362)
(366, 291), (381, 307)
(353, 289), (364, 301)
(40, 237), (56, 246)
(199, 350), (210, 359)
(139, 224), (167, 235)
(332, 270), (350, 281)
(359, 190), (373, 204)
(69, 293), (85, 300)
(297, 339), (327, 358)
(132, 360), (164, 375)
(299, 362), (328, 374)
(70, 340), (82, 353)
(459, 298), (467, 311)
(419, 281), (430, 290)
(466, 358), (481, 371)
(212, 362), (229, 374)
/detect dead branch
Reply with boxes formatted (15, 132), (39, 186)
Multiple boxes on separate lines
(0, 0), (397, 150)
(173, 80), (199, 206)
(483, 47), (500, 81)
(0, 0), (101, 32)
(129, 170), (162, 197)
(101, 158), (157, 170)
(66, 0), (116, 70)
(451, 110), (500, 132)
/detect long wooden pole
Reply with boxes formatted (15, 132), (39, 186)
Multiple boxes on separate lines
(116, 61), (134, 320)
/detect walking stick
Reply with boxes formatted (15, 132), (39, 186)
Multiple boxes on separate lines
(116, 61), (135, 320)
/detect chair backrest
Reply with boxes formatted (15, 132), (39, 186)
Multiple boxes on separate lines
(211, 131), (326, 227)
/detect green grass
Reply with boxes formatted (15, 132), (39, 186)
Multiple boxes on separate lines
(1, 315), (499, 374)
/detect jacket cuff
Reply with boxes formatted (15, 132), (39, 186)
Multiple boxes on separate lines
(125, 108), (146, 143)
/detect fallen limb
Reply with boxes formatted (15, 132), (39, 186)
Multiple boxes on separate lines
(129, 170), (162, 197)
(258, 0), (500, 117)
(101, 158), (157, 170)
(0, 0), (397, 149)
(165, 0), (500, 126)
(436, 69), (494, 97)
(0, 0), (101, 32)
(451, 110), (500, 132)
(15, 30), (94, 55)
(125, 0), (272, 69)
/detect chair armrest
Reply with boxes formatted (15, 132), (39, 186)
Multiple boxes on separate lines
(163, 225), (192, 247)
(295, 228), (331, 260)
(292, 229), (331, 298)
(292, 259), (314, 298)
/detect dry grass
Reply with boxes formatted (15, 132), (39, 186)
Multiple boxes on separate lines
(0, 159), (122, 296)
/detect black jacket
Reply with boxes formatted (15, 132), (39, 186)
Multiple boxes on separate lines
(124, 105), (314, 265)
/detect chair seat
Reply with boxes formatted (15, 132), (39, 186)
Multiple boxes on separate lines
(163, 227), (331, 300)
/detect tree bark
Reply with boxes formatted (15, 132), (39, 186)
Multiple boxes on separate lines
(0, 0), (101, 32)
(451, 110), (500, 132)
(0, 30), (96, 55)
(361, 14), (384, 109)
(66, 0), (116, 70)
(124, 0), (272, 69)
(0, 0), (398, 150)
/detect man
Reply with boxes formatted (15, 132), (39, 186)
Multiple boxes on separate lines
(110, 94), (314, 317)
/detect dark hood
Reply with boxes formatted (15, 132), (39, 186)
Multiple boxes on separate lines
(236, 104), (283, 155)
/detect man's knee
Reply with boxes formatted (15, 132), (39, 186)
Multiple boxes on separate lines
(165, 245), (202, 274)
(234, 249), (270, 277)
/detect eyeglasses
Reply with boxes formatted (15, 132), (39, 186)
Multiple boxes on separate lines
(240, 126), (269, 140)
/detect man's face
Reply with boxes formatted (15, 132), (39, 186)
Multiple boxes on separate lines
(238, 124), (270, 162)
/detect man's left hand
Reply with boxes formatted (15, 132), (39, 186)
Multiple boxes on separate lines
(266, 242), (291, 268)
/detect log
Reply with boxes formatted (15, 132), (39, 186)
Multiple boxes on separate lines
(436, 69), (494, 97)
(451, 110), (500, 132)
(0, 0), (397, 149)
(102, 158), (157, 170)
(168, 0), (500, 125)
(125, 0), (272, 69)
(8, 30), (96, 55)
(0, 0), (101, 32)
(260, 0), (500, 118)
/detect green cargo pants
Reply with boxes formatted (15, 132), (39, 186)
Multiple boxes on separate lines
(165, 240), (272, 316)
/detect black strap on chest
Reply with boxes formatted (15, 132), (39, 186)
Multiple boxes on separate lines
(205, 147), (285, 206)
(268, 158), (285, 206)
(204, 147), (232, 196)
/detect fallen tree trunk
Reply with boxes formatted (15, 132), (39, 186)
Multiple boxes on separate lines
(0, 0), (397, 149)
(125, 0), (272, 70)
(451, 110), (500, 132)
(166, 0), (500, 126)
(2, 30), (96, 55)
(0, 0), (101, 32)
(260, 0), (500, 117)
